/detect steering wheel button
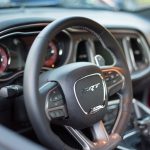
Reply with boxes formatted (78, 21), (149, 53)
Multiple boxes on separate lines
(110, 74), (115, 79)
(59, 110), (65, 117)
(48, 109), (65, 119)
(115, 73), (119, 77)
(53, 95), (59, 101)
(105, 77), (110, 82)
(49, 111), (56, 118)
(53, 101), (63, 107)
(112, 79), (117, 83)
(56, 110), (64, 118)
(108, 71), (112, 74)
(48, 100), (64, 108)
(55, 111), (59, 117)
(51, 92), (63, 102)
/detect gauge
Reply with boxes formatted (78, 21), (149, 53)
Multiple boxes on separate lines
(0, 46), (9, 73)
(44, 41), (58, 68)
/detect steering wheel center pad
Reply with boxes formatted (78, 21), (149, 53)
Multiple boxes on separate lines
(45, 62), (108, 129)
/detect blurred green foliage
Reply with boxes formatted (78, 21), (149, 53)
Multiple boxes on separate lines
(138, 0), (150, 5)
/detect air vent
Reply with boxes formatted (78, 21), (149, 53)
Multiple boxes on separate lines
(123, 35), (149, 72)
(76, 41), (88, 62)
(130, 38), (147, 69)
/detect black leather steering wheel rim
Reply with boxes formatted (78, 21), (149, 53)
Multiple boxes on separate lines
(24, 16), (133, 150)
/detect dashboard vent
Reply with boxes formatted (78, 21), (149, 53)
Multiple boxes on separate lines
(111, 30), (150, 73)
(76, 41), (88, 62)
(123, 36), (149, 72)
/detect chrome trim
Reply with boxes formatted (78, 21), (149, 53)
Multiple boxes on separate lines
(0, 67), (49, 82)
(74, 73), (108, 115)
(133, 98), (142, 119)
(0, 31), (39, 40)
(139, 36), (150, 65)
(0, 23), (48, 35)
(108, 99), (120, 106)
(39, 82), (50, 91)
(122, 37), (134, 73)
(133, 98), (150, 115)
(86, 39), (96, 63)
(123, 130), (139, 139)
(117, 146), (133, 150)
(65, 126), (92, 150)
(138, 116), (150, 125)
(0, 70), (24, 82)
(127, 36), (138, 70)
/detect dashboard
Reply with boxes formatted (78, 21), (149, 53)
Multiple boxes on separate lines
(0, 7), (149, 123)
(0, 30), (71, 79)
(0, 21), (150, 91)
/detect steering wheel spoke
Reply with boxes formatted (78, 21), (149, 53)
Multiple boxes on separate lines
(66, 121), (122, 150)
(102, 67), (125, 96)
(91, 121), (109, 142)
(39, 81), (57, 100)
(91, 121), (121, 148)
(65, 126), (94, 150)
(91, 121), (122, 149)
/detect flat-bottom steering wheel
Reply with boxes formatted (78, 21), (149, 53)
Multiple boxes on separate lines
(24, 17), (133, 150)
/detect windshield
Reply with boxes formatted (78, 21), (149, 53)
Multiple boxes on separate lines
(0, 0), (150, 11)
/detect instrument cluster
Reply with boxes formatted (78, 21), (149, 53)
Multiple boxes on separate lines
(0, 31), (70, 80)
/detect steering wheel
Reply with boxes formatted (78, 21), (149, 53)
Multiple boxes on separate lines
(24, 17), (133, 150)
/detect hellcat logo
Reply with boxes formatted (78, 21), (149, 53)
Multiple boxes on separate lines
(89, 105), (105, 114)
